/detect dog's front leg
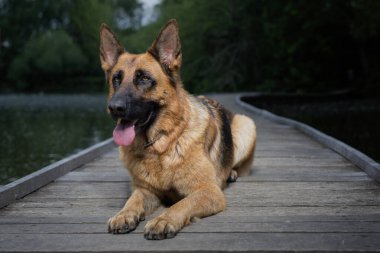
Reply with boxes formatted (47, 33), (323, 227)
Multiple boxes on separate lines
(144, 183), (226, 239)
(108, 187), (160, 234)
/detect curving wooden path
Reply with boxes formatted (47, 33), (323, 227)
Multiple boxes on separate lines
(0, 94), (379, 252)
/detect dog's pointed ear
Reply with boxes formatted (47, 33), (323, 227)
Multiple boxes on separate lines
(148, 19), (182, 70)
(99, 23), (125, 71)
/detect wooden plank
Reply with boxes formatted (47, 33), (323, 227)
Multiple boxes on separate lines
(77, 151), (353, 169)
(256, 135), (324, 144)
(256, 130), (312, 137)
(83, 160), (123, 168)
(76, 165), (123, 173)
(56, 172), (130, 182)
(236, 94), (380, 182)
(252, 165), (361, 173)
(101, 152), (119, 158)
(2, 178), (379, 216)
(221, 206), (380, 217)
(205, 213), (380, 223)
(7, 181), (378, 199)
(1, 94), (380, 253)
(1, 198), (127, 209)
(256, 142), (325, 149)
(2, 188), (379, 212)
(254, 149), (344, 159)
(0, 139), (116, 209)
(228, 181), (380, 190)
(77, 162), (361, 174)
(0, 216), (108, 224)
(2, 214), (380, 224)
(2, 220), (380, 234)
(243, 172), (371, 182)
(56, 171), (371, 182)
(15, 182), (132, 199)
(254, 157), (352, 167)
(255, 146), (339, 153)
(0, 233), (380, 252)
(2, 205), (380, 218)
(4, 180), (379, 209)
(226, 192), (380, 207)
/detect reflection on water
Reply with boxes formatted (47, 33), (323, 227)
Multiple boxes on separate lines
(0, 95), (114, 185)
(243, 96), (380, 163)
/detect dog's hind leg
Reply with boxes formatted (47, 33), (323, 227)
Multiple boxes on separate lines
(231, 114), (256, 176)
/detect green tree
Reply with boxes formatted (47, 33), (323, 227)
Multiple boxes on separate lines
(125, 0), (380, 94)
(0, 0), (142, 92)
(125, 0), (259, 93)
(1, 0), (380, 94)
(8, 30), (88, 90)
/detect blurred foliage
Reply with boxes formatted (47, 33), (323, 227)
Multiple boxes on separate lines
(123, 0), (380, 94)
(0, 0), (141, 92)
(1, 0), (380, 94)
(8, 30), (88, 89)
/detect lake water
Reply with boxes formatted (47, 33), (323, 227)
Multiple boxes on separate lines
(0, 95), (114, 185)
(2, 94), (378, 185)
(242, 95), (380, 163)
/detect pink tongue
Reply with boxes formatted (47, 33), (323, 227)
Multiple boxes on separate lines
(113, 123), (136, 147)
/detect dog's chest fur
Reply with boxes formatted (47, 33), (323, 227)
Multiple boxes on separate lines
(119, 96), (228, 195)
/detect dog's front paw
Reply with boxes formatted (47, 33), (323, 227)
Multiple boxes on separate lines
(144, 216), (179, 240)
(108, 211), (142, 234)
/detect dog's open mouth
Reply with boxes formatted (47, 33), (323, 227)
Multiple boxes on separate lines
(112, 111), (154, 147)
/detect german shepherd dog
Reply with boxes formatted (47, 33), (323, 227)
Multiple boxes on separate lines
(99, 19), (256, 240)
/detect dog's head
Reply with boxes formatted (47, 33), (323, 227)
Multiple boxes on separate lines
(99, 20), (182, 146)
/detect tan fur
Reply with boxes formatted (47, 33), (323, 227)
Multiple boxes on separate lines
(100, 20), (256, 239)
(231, 114), (257, 176)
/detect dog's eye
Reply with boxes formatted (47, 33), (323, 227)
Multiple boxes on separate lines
(134, 69), (155, 89)
(141, 76), (150, 82)
(112, 71), (123, 89)
(135, 70), (150, 82)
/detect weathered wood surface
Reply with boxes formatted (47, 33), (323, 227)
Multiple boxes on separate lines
(237, 94), (380, 182)
(0, 94), (379, 252)
(0, 139), (115, 209)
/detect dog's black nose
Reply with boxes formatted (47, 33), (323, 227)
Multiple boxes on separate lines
(108, 100), (126, 115)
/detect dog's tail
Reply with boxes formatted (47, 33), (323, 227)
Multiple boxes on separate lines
(231, 114), (256, 176)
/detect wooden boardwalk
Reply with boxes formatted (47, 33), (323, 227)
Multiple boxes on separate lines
(1, 94), (380, 252)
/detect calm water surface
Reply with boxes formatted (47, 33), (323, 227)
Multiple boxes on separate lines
(0, 95), (114, 185)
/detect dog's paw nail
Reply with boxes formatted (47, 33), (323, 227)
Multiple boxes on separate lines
(107, 213), (139, 234)
(117, 224), (129, 234)
(145, 232), (164, 240)
(144, 217), (178, 240)
(144, 231), (152, 240)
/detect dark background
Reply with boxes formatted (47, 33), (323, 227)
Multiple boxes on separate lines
(1, 0), (379, 184)
(1, 0), (380, 95)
